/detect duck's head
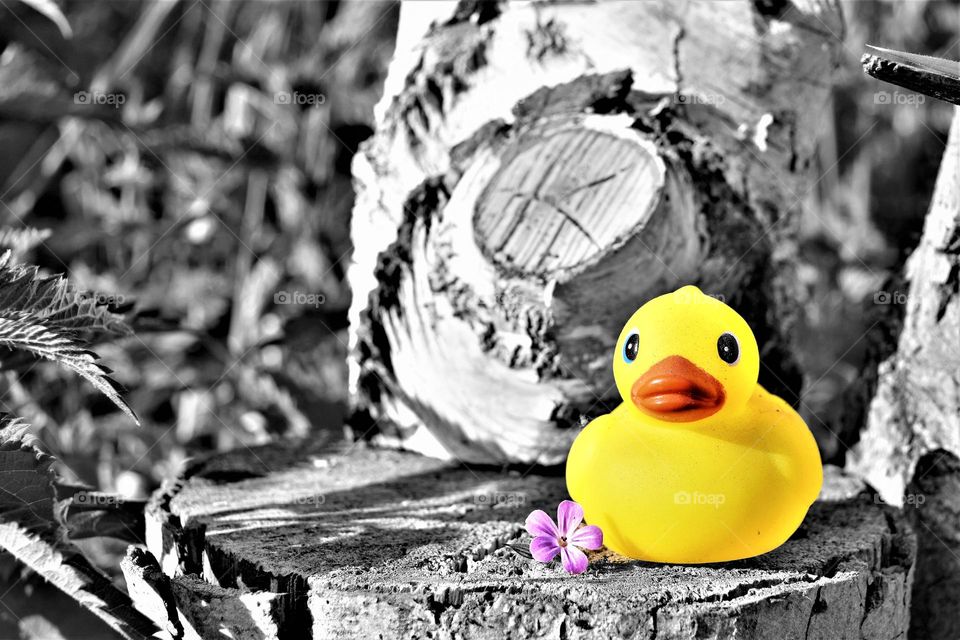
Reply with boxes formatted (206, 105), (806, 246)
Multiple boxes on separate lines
(613, 285), (760, 423)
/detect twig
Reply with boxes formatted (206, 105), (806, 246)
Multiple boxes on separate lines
(862, 45), (960, 106)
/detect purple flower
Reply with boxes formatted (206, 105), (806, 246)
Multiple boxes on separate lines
(525, 500), (603, 574)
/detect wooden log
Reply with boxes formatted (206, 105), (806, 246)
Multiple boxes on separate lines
(347, 0), (843, 464)
(143, 441), (914, 639)
(846, 109), (960, 639)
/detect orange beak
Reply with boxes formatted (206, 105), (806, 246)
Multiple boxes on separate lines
(630, 355), (725, 422)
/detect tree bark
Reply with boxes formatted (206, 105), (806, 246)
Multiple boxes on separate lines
(140, 440), (914, 640)
(121, 547), (286, 640)
(846, 108), (960, 639)
(347, 0), (843, 464)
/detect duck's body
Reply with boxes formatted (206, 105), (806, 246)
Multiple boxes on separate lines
(567, 385), (821, 563)
(565, 286), (822, 563)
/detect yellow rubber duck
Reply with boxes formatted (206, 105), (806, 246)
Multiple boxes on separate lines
(566, 286), (822, 563)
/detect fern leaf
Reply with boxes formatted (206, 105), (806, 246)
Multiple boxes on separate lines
(0, 252), (137, 423)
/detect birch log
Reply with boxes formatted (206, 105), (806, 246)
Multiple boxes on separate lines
(347, 0), (842, 464)
(846, 109), (960, 639)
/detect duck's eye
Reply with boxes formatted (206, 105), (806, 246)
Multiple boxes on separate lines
(622, 330), (640, 363)
(717, 332), (740, 365)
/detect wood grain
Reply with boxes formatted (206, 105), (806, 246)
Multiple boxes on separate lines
(475, 128), (663, 276)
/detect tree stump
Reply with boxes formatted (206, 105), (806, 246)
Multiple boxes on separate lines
(846, 109), (960, 639)
(347, 0), (843, 465)
(139, 440), (914, 639)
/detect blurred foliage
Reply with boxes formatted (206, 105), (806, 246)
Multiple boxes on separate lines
(0, 0), (398, 503)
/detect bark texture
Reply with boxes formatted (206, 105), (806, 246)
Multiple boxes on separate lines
(846, 109), (960, 639)
(347, 0), (843, 464)
(139, 441), (914, 639)
(122, 547), (285, 640)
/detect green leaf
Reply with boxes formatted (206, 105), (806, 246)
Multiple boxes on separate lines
(0, 251), (138, 424)
(0, 416), (158, 639)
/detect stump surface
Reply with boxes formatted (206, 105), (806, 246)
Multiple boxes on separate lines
(144, 441), (914, 639)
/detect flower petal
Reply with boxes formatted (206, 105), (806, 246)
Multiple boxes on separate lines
(525, 509), (559, 539)
(570, 524), (603, 550)
(556, 500), (584, 538)
(530, 536), (561, 563)
(560, 544), (589, 574)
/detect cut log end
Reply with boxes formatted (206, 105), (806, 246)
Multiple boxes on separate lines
(139, 442), (915, 639)
(474, 125), (667, 277)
